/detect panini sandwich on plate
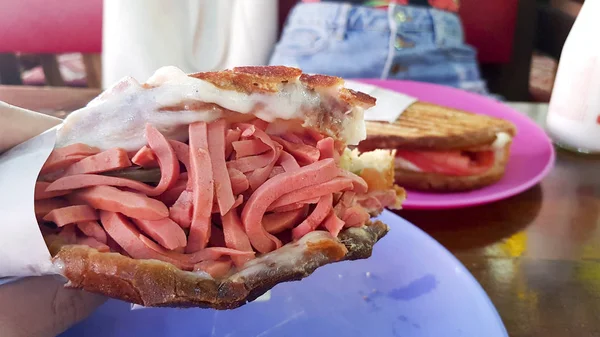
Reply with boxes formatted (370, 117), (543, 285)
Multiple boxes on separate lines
(35, 66), (405, 309)
(359, 102), (517, 192)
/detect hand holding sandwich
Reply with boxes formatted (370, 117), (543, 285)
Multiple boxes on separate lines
(33, 66), (403, 308)
(0, 66), (403, 313)
(0, 276), (105, 337)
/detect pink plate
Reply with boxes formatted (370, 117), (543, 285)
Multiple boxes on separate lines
(358, 79), (555, 210)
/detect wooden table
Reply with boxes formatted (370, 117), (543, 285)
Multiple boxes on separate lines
(2, 86), (599, 337)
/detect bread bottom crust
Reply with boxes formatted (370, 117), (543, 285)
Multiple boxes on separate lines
(50, 221), (389, 309)
(394, 146), (511, 192)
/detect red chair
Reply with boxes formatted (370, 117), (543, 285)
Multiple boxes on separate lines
(460, 0), (519, 65)
(459, 0), (535, 101)
(0, 0), (103, 87)
(462, 0), (582, 102)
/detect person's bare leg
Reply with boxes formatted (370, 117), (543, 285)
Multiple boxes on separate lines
(0, 276), (105, 337)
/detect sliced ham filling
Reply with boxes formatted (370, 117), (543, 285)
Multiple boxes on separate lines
(60, 148), (132, 176)
(37, 119), (398, 278)
(131, 146), (158, 168)
(396, 150), (495, 176)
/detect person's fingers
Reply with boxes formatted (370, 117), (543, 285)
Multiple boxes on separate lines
(0, 275), (106, 337)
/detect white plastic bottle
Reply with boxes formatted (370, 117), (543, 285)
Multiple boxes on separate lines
(546, 0), (600, 154)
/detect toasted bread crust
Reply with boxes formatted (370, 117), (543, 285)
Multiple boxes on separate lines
(190, 66), (376, 109)
(359, 102), (517, 151)
(394, 145), (511, 191)
(50, 221), (389, 309)
(186, 66), (375, 145)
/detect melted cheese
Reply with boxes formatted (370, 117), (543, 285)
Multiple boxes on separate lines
(394, 156), (422, 172)
(230, 231), (341, 281)
(339, 148), (395, 174)
(491, 132), (512, 150)
(56, 66), (366, 151)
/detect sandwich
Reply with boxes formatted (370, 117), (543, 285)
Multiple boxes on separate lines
(358, 102), (517, 192)
(34, 66), (405, 309)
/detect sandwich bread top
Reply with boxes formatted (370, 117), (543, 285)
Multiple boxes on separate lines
(56, 66), (375, 151)
(360, 102), (516, 151)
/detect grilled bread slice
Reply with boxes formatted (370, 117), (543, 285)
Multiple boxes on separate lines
(359, 102), (517, 192)
(359, 102), (516, 152)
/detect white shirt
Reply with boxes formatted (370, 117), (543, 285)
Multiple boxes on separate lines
(102, 0), (278, 87)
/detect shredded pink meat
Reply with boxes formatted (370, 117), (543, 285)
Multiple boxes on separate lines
(40, 143), (100, 175)
(169, 190), (193, 228)
(61, 148), (132, 177)
(76, 221), (107, 244)
(47, 124), (180, 197)
(316, 137), (337, 161)
(338, 170), (369, 194)
(292, 194), (333, 240)
(270, 201), (315, 213)
(278, 151), (300, 172)
(157, 179), (187, 206)
(34, 181), (70, 200)
(169, 140), (191, 174)
(263, 207), (307, 234)
(232, 139), (270, 158)
(100, 211), (192, 270)
(77, 236), (110, 252)
(144, 124), (180, 196)
(139, 235), (254, 266)
(341, 206), (371, 227)
(131, 146), (158, 168)
(208, 120), (236, 215)
(225, 128), (241, 159)
(187, 122), (213, 253)
(267, 177), (353, 211)
(322, 211), (345, 237)
(357, 189), (399, 214)
(228, 168), (249, 194)
(226, 152), (272, 173)
(38, 118), (399, 277)
(211, 195), (243, 213)
(241, 159), (338, 253)
(236, 124), (282, 191)
(46, 174), (157, 195)
(281, 133), (303, 144)
(221, 209), (253, 267)
(271, 135), (320, 164)
(268, 166), (285, 179)
(74, 185), (168, 220)
(132, 217), (187, 250)
(43, 205), (98, 227)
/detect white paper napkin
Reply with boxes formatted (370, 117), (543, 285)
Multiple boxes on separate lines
(0, 103), (63, 286)
(0, 101), (61, 153)
(344, 80), (417, 123)
(0, 126), (59, 277)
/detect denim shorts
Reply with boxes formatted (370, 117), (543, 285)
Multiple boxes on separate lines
(269, 2), (490, 95)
